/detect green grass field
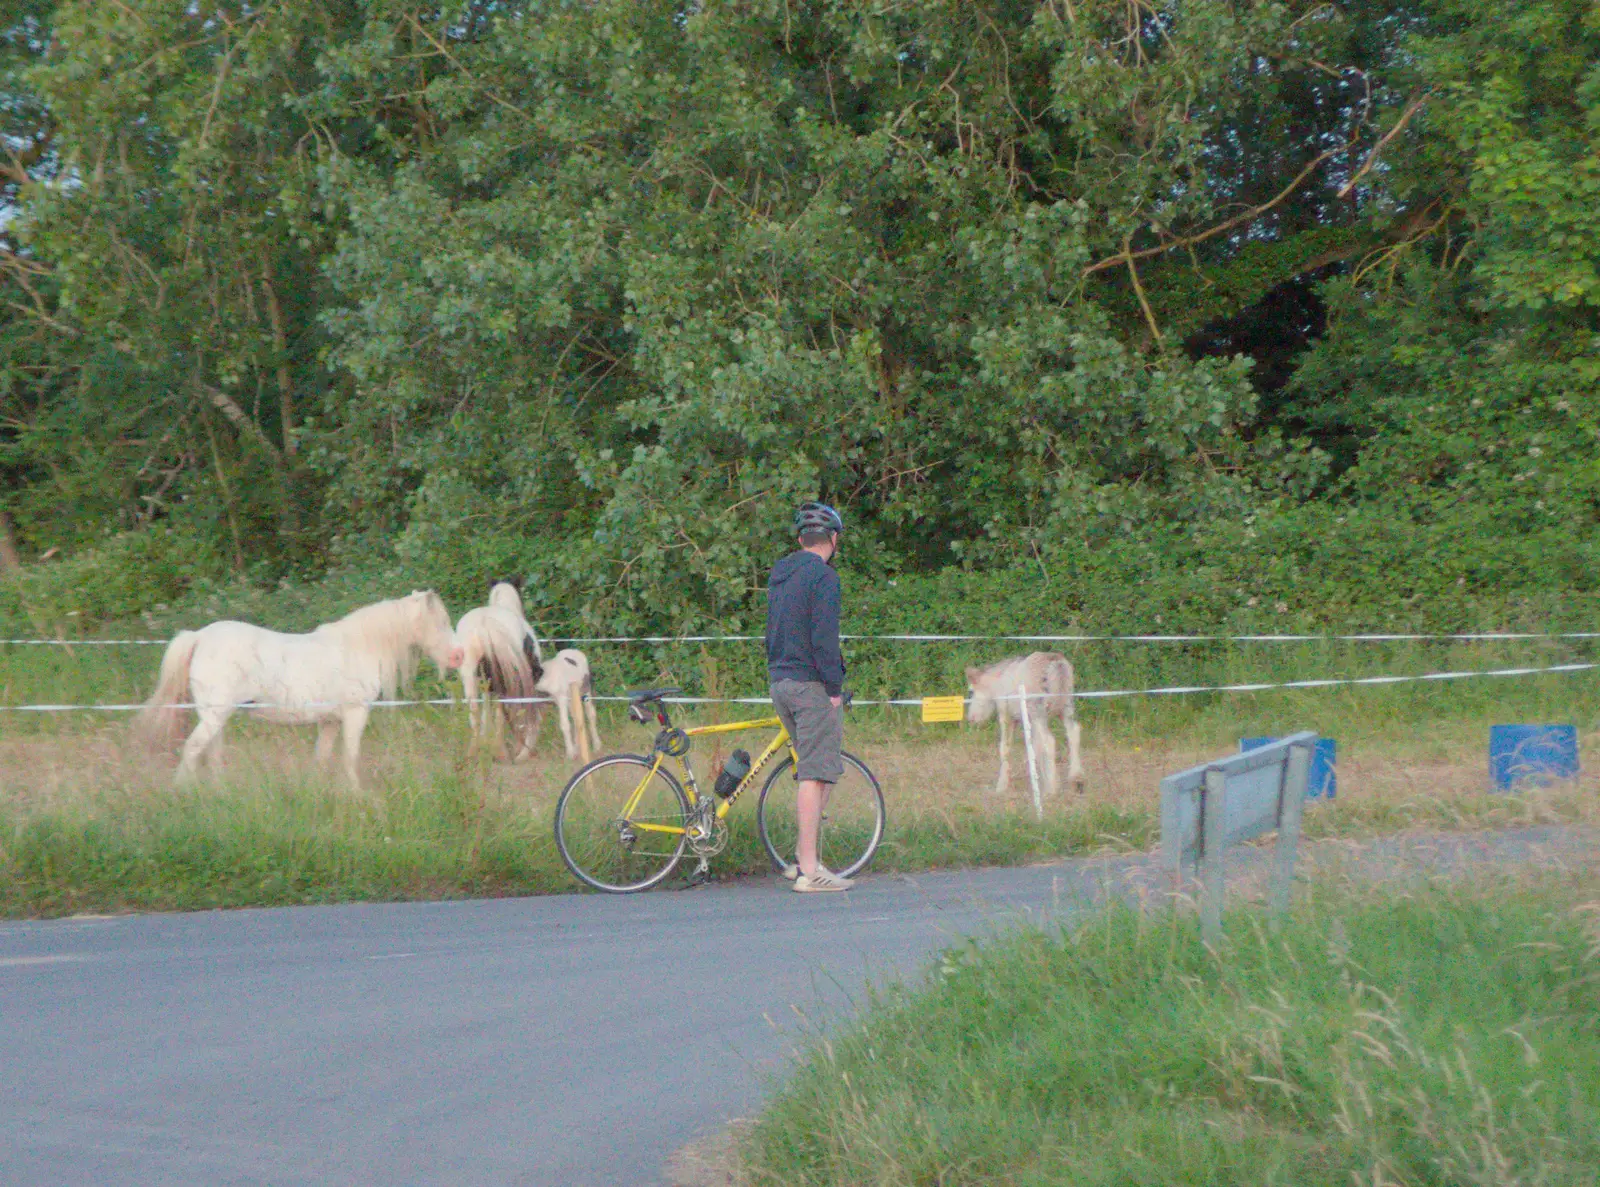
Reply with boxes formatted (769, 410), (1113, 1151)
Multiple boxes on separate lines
(2, 638), (1597, 917)
(737, 870), (1600, 1186)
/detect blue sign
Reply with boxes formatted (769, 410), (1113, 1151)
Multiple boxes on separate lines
(1241, 736), (1337, 799)
(1489, 725), (1578, 792)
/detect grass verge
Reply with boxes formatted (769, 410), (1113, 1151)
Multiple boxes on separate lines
(0, 781), (1149, 918)
(738, 869), (1600, 1186)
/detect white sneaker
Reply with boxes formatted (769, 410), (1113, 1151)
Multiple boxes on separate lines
(792, 866), (854, 893)
(781, 861), (843, 882)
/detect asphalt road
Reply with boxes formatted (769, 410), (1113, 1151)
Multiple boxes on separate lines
(2, 825), (1591, 1187)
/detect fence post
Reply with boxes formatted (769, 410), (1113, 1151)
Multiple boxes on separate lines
(1268, 742), (1311, 931)
(1200, 766), (1228, 947)
(1017, 684), (1043, 821)
(572, 685), (591, 765)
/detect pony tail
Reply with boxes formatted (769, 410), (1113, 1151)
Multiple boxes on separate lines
(482, 617), (541, 745)
(139, 630), (199, 746)
(1046, 654), (1076, 705)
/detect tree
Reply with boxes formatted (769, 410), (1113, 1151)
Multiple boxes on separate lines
(2, 0), (1594, 634)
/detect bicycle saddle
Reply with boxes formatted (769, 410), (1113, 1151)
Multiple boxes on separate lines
(626, 687), (681, 704)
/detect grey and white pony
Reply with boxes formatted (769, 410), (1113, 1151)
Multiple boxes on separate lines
(456, 583), (547, 760)
(965, 651), (1086, 798)
(140, 591), (464, 788)
(456, 581), (601, 763)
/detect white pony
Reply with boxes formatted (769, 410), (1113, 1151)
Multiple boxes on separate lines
(456, 583), (546, 761)
(140, 590), (464, 788)
(966, 651), (1086, 798)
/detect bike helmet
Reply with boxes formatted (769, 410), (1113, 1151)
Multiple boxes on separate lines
(794, 501), (844, 537)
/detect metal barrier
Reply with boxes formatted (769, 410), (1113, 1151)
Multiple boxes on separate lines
(1160, 731), (1316, 945)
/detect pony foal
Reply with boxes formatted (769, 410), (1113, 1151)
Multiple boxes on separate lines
(965, 651), (1087, 798)
(536, 648), (602, 763)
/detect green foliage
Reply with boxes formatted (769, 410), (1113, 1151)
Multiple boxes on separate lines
(741, 875), (1600, 1185)
(1289, 0), (1600, 509)
(0, 0), (1596, 638)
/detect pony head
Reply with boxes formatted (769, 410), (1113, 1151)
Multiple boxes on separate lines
(410, 590), (465, 672)
(964, 665), (995, 723)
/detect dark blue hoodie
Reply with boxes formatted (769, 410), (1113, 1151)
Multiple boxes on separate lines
(765, 550), (846, 697)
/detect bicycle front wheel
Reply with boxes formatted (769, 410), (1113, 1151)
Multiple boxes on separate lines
(555, 754), (691, 893)
(756, 750), (885, 880)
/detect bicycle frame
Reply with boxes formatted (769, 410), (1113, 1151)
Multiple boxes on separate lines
(619, 714), (796, 836)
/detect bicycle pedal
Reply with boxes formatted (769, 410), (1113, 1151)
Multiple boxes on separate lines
(683, 859), (716, 889)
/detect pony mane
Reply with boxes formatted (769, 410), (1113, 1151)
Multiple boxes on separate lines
(316, 595), (436, 698)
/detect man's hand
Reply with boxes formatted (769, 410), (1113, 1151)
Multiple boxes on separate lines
(830, 695), (842, 708)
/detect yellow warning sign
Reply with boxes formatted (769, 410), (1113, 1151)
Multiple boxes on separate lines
(920, 695), (967, 724)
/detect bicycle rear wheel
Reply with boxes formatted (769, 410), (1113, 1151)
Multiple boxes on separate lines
(555, 754), (691, 893)
(755, 751), (885, 880)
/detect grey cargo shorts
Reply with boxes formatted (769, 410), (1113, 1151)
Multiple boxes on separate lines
(770, 679), (844, 784)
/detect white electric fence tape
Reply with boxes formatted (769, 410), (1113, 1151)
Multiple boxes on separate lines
(2, 638), (170, 645)
(4, 660), (1595, 714)
(6, 631), (1600, 646)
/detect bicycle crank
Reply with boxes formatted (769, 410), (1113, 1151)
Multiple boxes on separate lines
(686, 808), (729, 859)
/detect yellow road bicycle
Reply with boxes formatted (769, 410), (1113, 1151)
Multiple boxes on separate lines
(554, 687), (886, 893)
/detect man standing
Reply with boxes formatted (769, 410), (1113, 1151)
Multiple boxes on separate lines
(766, 501), (852, 892)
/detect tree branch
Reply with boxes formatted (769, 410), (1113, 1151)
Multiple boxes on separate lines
(196, 1), (278, 149)
(2, 127), (55, 186)
(406, 14), (538, 127)
(1084, 137), (1355, 277)
(259, 251), (296, 457)
(1083, 68), (1376, 279)
(0, 510), (21, 573)
(1124, 235), (1164, 349)
(202, 382), (282, 465)
(1337, 92), (1429, 199)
